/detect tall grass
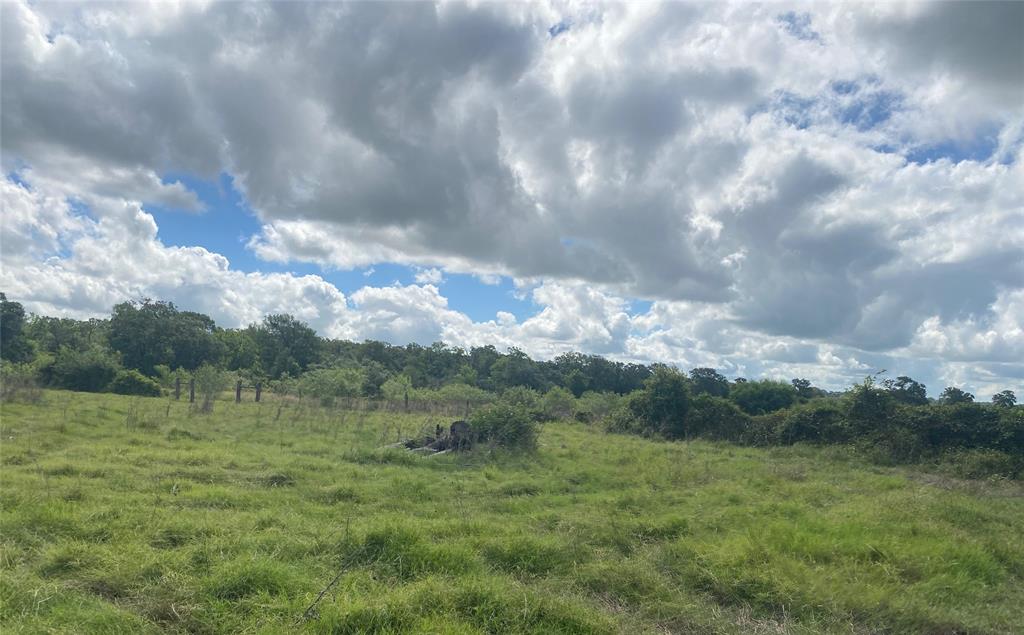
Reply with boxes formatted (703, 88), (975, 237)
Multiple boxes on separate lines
(1, 390), (1022, 633)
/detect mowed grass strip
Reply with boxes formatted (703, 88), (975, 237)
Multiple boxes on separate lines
(1, 390), (1022, 634)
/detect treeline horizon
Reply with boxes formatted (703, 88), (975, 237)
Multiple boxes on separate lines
(0, 293), (1016, 406)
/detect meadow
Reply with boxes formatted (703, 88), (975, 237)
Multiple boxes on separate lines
(1, 391), (1022, 634)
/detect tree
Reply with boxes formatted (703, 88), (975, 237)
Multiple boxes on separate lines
(630, 366), (690, 438)
(108, 300), (223, 375)
(50, 346), (121, 392)
(0, 293), (32, 362)
(992, 390), (1017, 408)
(541, 386), (576, 420)
(729, 379), (797, 415)
(251, 314), (322, 379)
(689, 367), (730, 397)
(883, 375), (928, 405)
(939, 386), (974, 404)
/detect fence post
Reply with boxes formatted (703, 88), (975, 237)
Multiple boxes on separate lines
(255, 383), (262, 403)
(174, 377), (181, 400)
(235, 380), (242, 403)
(189, 378), (195, 403)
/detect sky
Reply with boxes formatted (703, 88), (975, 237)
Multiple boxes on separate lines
(1, 1), (1022, 398)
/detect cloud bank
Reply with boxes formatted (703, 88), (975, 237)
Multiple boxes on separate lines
(2, 1), (1022, 397)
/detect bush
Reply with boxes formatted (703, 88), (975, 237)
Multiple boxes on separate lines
(193, 364), (229, 413)
(939, 448), (1024, 480)
(686, 394), (750, 441)
(50, 346), (121, 393)
(299, 366), (364, 407)
(776, 400), (848, 445)
(729, 379), (796, 415)
(108, 369), (161, 397)
(469, 404), (538, 451)
(575, 391), (621, 423)
(630, 366), (690, 438)
(541, 386), (576, 420)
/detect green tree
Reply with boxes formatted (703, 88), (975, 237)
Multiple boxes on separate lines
(883, 375), (928, 405)
(939, 386), (974, 404)
(689, 367), (730, 397)
(630, 366), (690, 438)
(50, 346), (121, 392)
(729, 379), (797, 415)
(108, 300), (223, 375)
(251, 314), (322, 379)
(0, 293), (32, 362)
(992, 390), (1017, 408)
(541, 386), (576, 420)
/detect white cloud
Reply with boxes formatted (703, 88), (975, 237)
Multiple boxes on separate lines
(1, 1), (1022, 396)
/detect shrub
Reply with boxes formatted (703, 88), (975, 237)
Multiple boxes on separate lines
(776, 399), (848, 445)
(49, 346), (121, 393)
(686, 394), (750, 441)
(540, 386), (576, 420)
(729, 379), (796, 415)
(107, 369), (161, 397)
(193, 364), (229, 413)
(575, 391), (621, 423)
(630, 366), (690, 438)
(469, 403), (538, 451)
(939, 448), (1024, 480)
(298, 366), (364, 407)
(499, 386), (543, 419)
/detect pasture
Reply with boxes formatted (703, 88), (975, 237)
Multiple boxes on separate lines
(1, 391), (1022, 634)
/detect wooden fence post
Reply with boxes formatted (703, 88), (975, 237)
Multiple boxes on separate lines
(174, 377), (181, 400)
(189, 378), (195, 404)
(235, 380), (242, 403)
(255, 383), (262, 403)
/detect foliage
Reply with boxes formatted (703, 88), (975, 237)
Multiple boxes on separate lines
(468, 403), (538, 451)
(628, 366), (690, 438)
(688, 367), (730, 397)
(381, 373), (414, 402)
(108, 299), (224, 375)
(193, 364), (229, 413)
(107, 369), (162, 397)
(992, 390), (1017, 408)
(250, 314), (321, 379)
(574, 390), (621, 423)
(729, 379), (797, 415)
(0, 293), (32, 362)
(298, 366), (364, 407)
(49, 346), (121, 393)
(0, 361), (42, 403)
(540, 386), (576, 420)
(939, 386), (975, 404)
(686, 394), (749, 441)
(883, 375), (928, 405)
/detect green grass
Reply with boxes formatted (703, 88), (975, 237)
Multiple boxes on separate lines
(1, 390), (1022, 634)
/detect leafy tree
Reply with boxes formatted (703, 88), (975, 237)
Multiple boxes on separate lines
(939, 386), (974, 404)
(251, 314), (322, 379)
(108, 300), (223, 375)
(791, 378), (819, 400)
(689, 367), (730, 397)
(729, 379), (797, 415)
(630, 366), (690, 438)
(883, 375), (928, 405)
(360, 360), (388, 398)
(0, 293), (32, 362)
(844, 377), (896, 434)
(992, 390), (1017, 408)
(491, 347), (545, 391)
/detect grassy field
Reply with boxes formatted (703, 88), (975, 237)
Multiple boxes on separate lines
(1, 391), (1022, 634)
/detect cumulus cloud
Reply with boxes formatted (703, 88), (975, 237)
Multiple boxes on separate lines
(1, 0), (1021, 396)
